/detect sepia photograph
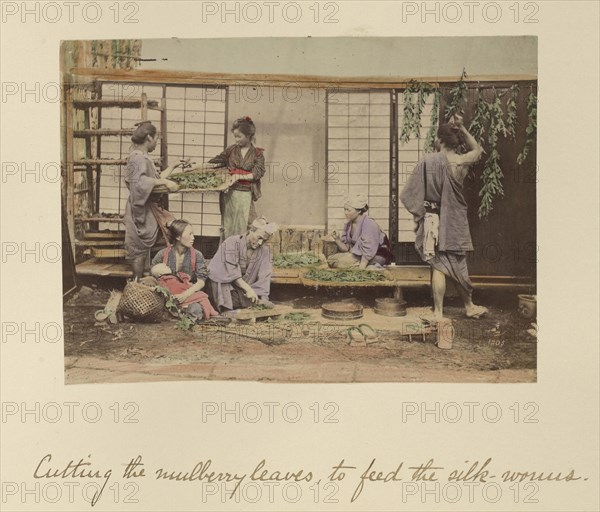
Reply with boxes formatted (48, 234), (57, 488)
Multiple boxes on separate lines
(2, 2), (599, 511)
(61, 36), (537, 385)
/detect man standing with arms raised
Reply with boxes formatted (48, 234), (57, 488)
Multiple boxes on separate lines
(400, 115), (488, 321)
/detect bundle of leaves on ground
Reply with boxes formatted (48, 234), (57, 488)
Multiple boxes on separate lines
(170, 172), (225, 189)
(273, 252), (321, 268)
(283, 312), (311, 322)
(304, 268), (387, 282)
(153, 286), (195, 331)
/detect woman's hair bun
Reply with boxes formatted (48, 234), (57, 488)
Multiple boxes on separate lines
(131, 121), (157, 144)
(232, 116), (257, 138)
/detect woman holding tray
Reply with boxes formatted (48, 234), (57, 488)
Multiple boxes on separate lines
(124, 121), (180, 279)
(208, 116), (266, 239)
(327, 194), (393, 270)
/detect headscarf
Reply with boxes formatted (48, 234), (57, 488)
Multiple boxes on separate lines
(344, 194), (368, 210)
(251, 217), (278, 238)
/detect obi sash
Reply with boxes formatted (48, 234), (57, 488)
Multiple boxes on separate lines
(230, 168), (253, 187)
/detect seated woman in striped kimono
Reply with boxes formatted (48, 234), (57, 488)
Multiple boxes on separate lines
(327, 194), (393, 269)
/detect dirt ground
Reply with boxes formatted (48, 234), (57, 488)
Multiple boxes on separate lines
(64, 281), (537, 385)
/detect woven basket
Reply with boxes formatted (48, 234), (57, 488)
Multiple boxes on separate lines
(152, 168), (230, 194)
(117, 280), (165, 322)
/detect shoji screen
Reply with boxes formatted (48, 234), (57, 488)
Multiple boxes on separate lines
(99, 83), (227, 237)
(164, 86), (227, 237)
(326, 90), (391, 235)
(99, 84), (164, 218)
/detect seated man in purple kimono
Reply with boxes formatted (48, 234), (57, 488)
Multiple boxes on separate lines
(207, 217), (278, 312)
(400, 115), (488, 321)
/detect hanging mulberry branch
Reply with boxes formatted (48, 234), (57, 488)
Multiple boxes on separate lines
(445, 69), (468, 120)
(478, 88), (506, 218)
(400, 81), (435, 144)
(489, 88), (508, 138)
(413, 85), (429, 139)
(478, 147), (503, 218)
(424, 90), (440, 153)
(505, 84), (519, 140)
(400, 88), (416, 143)
(469, 88), (490, 145)
(517, 90), (537, 165)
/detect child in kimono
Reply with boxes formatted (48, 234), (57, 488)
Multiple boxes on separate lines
(151, 263), (219, 323)
(209, 116), (266, 239)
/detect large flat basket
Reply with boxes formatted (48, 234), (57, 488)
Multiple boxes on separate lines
(299, 268), (397, 287)
(153, 168), (230, 194)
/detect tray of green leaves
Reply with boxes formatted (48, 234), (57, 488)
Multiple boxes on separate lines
(153, 168), (230, 193)
(300, 268), (396, 287)
(273, 252), (324, 268)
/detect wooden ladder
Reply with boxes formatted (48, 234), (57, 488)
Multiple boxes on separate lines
(64, 83), (167, 277)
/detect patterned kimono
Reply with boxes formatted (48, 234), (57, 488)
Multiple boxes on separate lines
(400, 151), (474, 294)
(209, 144), (266, 239)
(151, 247), (210, 282)
(207, 235), (272, 311)
(152, 247), (219, 319)
(124, 149), (161, 260)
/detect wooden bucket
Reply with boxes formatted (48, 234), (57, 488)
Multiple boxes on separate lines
(374, 298), (407, 317)
(321, 302), (363, 320)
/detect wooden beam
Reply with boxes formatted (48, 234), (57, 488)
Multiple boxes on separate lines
(72, 158), (162, 166)
(75, 240), (124, 247)
(75, 217), (124, 224)
(69, 67), (537, 89)
(73, 129), (134, 137)
(73, 98), (160, 109)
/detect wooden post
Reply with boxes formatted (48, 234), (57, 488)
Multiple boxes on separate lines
(141, 92), (148, 121)
(160, 93), (168, 169)
(389, 90), (399, 257)
(394, 286), (404, 302)
(160, 91), (169, 212)
(95, 81), (103, 214)
(65, 85), (76, 258)
(83, 108), (94, 213)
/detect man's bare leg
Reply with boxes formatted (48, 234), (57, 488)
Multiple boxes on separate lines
(456, 285), (474, 310)
(431, 269), (446, 320)
(456, 281), (488, 318)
